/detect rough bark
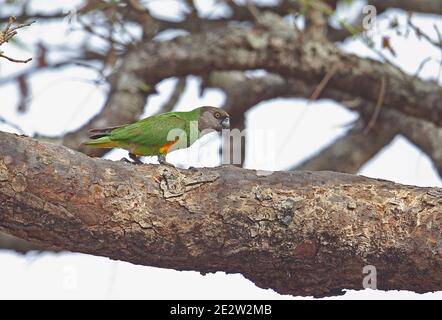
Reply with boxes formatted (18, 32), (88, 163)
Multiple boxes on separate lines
(0, 131), (441, 297)
(0, 231), (40, 253)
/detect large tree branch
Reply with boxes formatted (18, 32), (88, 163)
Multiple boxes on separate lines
(0, 231), (40, 253)
(381, 108), (442, 177)
(295, 119), (398, 173)
(207, 72), (441, 175)
(119, 17), (442, 127)
(0, 131), (441, 297)
(9, 8), (442, 162)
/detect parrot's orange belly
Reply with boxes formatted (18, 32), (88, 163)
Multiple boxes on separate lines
(159, 139), (179, 154)
(129, 138), (179, 156)
(128, 139), (178, 156)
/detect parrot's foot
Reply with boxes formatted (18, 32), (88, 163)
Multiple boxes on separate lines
(119, 154), (143, 165)
(120, 157), (133, 164)
(129, 153), (144, 165)
(158, 155), (175, 167)
(159, 159), (175, 167)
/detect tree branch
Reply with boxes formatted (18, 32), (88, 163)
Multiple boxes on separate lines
(295, 119), (398, 173)
(0, 131), (441, 297)
(206, 71), (442, 174)
(368, 0), (442, 15)
(121, 17), (442, 127)
(381, 109), (442, 177)
(60, 53), (151, 157)
(0, 231), (41, 253)
(0, 16), (33, 63)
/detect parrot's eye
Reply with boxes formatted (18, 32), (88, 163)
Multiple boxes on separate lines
(214, 112), (221, 119)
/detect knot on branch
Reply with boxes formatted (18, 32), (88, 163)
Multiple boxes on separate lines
(423, 189), (442, 207)
(0, 155), (14, 182)
(253, 185), (305, 226)
(253, 185), (273, 201)
(0, 161), (9, 182)
(159, 168), (219, 199)
(273, 198), (297, 226)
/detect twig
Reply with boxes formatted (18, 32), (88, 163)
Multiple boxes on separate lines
(414, 56), (432, 79)
(363, 76), (386, 135)
(309, 65), (339, 101)
(0, 16), (34, 63)
(276, 65), (339, 162)
(157, 77), (187, 114)
(246, 0), (260, 21)
(0, 52), (32, 63)
(0, 16), (35, 45)
(434, 24), (442, 81)
(184, 0), (202, 31)
(408, 17), (442, 49)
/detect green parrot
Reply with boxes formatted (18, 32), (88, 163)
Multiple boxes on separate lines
(83, 106), (230, 165)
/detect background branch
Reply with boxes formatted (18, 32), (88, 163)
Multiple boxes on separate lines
(295, 118), (397, 172)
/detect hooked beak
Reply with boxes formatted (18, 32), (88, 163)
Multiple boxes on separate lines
(221, 117), (230, 129)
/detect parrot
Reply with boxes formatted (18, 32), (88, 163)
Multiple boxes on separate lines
(83, 106), (230, 166)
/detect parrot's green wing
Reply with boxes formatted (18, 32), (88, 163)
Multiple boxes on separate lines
(109, 113), (188, 147)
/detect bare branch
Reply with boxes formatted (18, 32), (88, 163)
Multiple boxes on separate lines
(207, 71), (442, 175)
(158, 77), (186, 114)
(295, 118), (397, 173)
(116, 19), (442, 126)
(0, 12), (67, 25)
(61, 54), (151, 157)
(408, 15), (442, 49)
(369, 0), (442, 15)
(363, 76), (386, 134)
(309, 64), (339, 101)
(0, 131), (441, 297)
(0, 16), (34, 63)
(382, 109), (442, 177)
(0, 53), (32, 63)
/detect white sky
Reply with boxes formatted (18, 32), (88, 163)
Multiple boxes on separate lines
(0, 0), (441, 299)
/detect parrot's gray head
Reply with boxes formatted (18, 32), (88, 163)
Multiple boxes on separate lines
(198, 106), (230, 132)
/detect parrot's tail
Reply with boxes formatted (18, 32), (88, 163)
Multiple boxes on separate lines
(88, 125), (122, 139)
(83, 125), (125, 148)
(82, 136), (119, 148)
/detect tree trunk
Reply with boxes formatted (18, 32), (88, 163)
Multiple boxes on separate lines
(0, 132), (441, 297)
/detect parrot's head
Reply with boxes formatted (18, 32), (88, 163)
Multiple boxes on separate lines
(198, 106), (230, 132)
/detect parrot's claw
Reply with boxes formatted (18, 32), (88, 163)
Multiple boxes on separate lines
(159, 160), (175, 167)
(158, 155), (175, 167)
(120, 154), (143, 165)
(129, 153), (144, 165)
(120, 157), (133, 164)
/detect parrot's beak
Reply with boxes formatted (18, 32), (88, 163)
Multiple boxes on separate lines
(221, 117), (230, 129)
